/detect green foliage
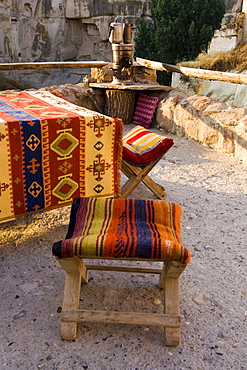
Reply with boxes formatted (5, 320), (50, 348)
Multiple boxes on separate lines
(134, 0), (225, 85)
(134, 15), (155, 59)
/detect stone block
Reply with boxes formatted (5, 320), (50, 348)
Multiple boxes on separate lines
(65, 0), (91, 18)
(157, 89), (247, 163)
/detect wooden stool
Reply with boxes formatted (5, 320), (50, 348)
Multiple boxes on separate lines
(121, 126), (174, 199)
(52, 197), (191, 346)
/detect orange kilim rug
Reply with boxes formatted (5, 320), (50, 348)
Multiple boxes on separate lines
(0, 90), (123, 223)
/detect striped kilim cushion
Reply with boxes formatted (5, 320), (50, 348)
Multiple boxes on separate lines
(123, 125), (174, 166)
(52, 197), (191, 264)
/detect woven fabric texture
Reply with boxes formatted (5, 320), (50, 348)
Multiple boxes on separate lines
(132, 93), (159, 128)
(122, 125), (174, 166)
(53, 197), (191, 264)
(0, 90), (123, 223)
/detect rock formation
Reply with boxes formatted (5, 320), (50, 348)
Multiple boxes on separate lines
(1, 0), (243, 88)
(0, 1), (150, 63)
(0, 0), (150, 87)
(155, 88), (247, 163)
(172, 0), (247, 108)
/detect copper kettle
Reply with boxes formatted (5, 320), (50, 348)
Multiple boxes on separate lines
(109, 23), (123, 44)
(109, 23), (132, 44)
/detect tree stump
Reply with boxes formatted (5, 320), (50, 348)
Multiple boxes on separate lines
(105, 89), (136, 124)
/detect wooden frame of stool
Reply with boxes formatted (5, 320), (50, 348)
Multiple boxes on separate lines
(121, 156), (166, 200)
(56, 256), (187, 346)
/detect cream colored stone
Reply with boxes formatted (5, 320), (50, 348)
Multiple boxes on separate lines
(65, 0), (91, 18)
(157, 89), (247, 162)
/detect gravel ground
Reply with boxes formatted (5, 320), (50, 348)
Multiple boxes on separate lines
(0, 125), (246, 370)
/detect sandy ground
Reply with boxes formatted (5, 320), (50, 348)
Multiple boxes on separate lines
(0, 125), (246, 370)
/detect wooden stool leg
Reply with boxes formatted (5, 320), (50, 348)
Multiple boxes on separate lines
(164, 276), (180, 346)
(56, 256), (88, 340)
(159, 261), (186, 346)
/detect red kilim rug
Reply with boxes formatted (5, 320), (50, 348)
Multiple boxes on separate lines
(0, 90), (122, 223)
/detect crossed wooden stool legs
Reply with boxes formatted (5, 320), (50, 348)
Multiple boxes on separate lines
(121, 157), (167, 199)
(52, 197), (191, 346)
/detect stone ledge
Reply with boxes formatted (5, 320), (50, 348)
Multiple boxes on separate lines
(155, 89), (247, 163)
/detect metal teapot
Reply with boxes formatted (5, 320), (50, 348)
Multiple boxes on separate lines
(109, 22), (123, 44)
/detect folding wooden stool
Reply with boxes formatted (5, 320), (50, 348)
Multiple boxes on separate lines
(121, 125), (174, 199)
(52, 197), (191, 346)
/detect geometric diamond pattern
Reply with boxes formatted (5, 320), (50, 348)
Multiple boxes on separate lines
(50, 132), (79, 157)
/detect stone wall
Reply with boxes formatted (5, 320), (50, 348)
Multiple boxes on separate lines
(207, 11), (245, 54)
(0, 0), (150, 87)
(208, 0), (245, 54)
(171, 71), (247, 109)
(172, 0), (247, 109)
(225, 0), (243, 12)
(0, 0), (244, 88)
(155, 89), (247, 163)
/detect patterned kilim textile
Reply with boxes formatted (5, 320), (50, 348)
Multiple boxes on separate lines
(52, 197), (191, 264)
(132, 93), (159, 128)
(0, 90), (123, 223)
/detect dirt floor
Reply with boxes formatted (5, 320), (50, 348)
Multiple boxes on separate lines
(0, 125), (246, 370)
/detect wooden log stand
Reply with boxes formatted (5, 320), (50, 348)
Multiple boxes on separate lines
(89, 82), (172, 124)
(105, 89), (136, 124)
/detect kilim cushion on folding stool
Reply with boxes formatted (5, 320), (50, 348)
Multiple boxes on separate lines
(121, 125), (174, 199)
(52, 197), (191, 346)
